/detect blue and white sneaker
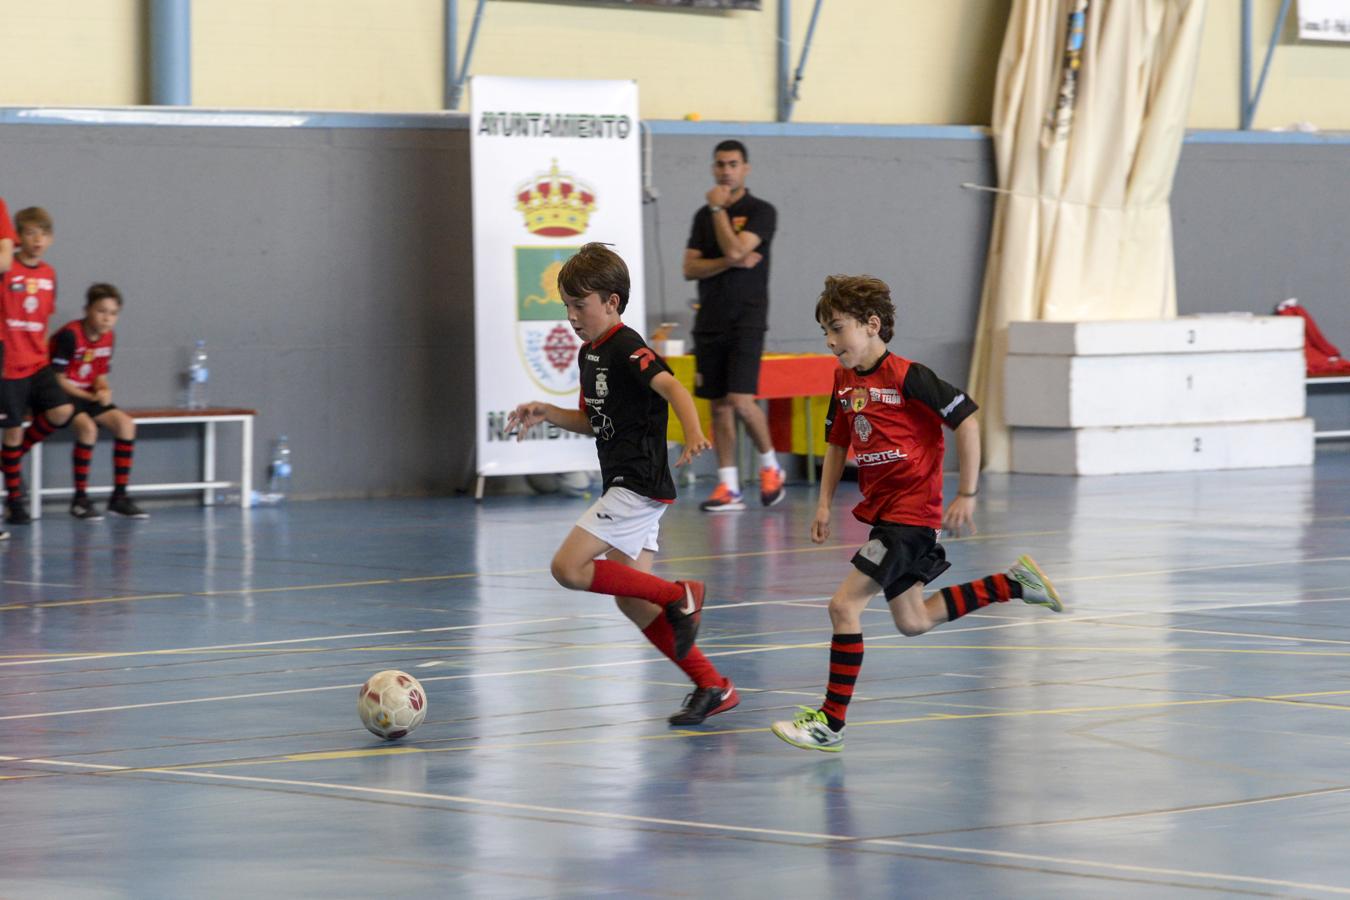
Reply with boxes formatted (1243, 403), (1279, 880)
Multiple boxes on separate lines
(771, 706), (843, 752)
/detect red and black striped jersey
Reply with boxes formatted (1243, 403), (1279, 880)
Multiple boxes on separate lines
(825, 352), (978, 529)
(2, 258), (57, 378)
(50, 319), (115, 390)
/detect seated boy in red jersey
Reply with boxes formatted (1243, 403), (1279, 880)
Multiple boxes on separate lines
(772, 275), (1065, 753)
(50, 283), (148, 520)
(507, 243), (740, 727)
(1, 207), (74, 525)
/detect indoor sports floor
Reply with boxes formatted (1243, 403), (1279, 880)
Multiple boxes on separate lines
(4, 447), (1350, 898)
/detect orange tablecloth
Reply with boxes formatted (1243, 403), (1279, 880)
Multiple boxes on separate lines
(665, 353), (837, 457)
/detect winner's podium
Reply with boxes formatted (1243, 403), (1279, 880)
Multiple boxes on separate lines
(1004, 316), (1313, 475)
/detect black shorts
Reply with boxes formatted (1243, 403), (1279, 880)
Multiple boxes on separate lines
(851, 521), (952, 600)
(693, 328), (765, 399)
(71, 397), (119, 420)
(0, 367), (72, 429)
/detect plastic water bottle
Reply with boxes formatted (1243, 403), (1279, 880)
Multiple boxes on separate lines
(187, 340), (209, 410)
(266, 435), (292, 501)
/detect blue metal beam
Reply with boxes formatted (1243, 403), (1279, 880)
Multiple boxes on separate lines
(149, 0), (192, 106)
(778, 0), (825, 123)
(1241, 0), (1293, 130)
(447, 0), (488, 111)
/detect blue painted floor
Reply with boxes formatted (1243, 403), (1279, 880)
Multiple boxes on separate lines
(4, 447), (1350, 898)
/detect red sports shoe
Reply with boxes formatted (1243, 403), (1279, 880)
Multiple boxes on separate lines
(760, 467), (785, 507)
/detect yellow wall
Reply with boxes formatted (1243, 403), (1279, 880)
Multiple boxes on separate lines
(1193, 0), (1350, 129)
(1, 0), (1349, 130)
(0, 0), (143, 107)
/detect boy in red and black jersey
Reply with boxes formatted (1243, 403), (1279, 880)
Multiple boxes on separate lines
(772, 275), (1066, 753)
(0, 196), (15, 539)
(507, 243), (741, 727)
(1, 207), (74, 525)
(50, 283), (147, 520)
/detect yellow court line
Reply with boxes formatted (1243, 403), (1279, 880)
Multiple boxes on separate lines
(0, 592), (186, 611)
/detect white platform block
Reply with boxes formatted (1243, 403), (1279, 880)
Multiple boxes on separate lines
(1011, 418), (1315, 475)
(1004, 350), (1305, 428)
(1008, 315), (1302, 356)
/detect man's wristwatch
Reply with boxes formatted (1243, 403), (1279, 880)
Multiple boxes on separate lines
(708, 204), (724, 214)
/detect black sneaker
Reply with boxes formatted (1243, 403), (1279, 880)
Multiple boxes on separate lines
(5, 499), (32, 525)
(107, 495), (149, 519)
(668, 679), (740, 726)
(70, 495), (104, 521)
(665, 580), (705, 660)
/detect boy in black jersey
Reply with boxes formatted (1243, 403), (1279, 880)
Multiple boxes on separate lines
(771, 275), (1066, 752)
(507, 243), (740, 727)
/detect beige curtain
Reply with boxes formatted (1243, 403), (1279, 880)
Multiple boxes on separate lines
(969, 0), (1208, 471)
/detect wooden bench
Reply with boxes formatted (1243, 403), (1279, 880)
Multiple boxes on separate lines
(1309, 376), (1350, 441)
(29, 407), (256, 519)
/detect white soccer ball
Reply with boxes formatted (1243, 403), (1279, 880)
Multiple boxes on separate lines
(357, 669), (428, 740)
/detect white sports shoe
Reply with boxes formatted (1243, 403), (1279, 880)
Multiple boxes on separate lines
(771, 706), (844, 752)
(1008, 554), (1064, 613)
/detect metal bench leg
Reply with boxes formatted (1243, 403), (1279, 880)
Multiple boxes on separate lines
(203, 420), (217, 506)
(31, 438), (43, 520)
(241, 416), (253, 508)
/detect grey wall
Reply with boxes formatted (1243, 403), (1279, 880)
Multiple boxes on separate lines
(1, 122), (1345, 500)
(0, 123), (473, 498)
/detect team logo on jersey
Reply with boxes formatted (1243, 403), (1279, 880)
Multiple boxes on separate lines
(869, 387), (902, 405)
(850, 387), (868, 413)
(78, 363), (93, 380)
(854, 414), (873, 444)
(589, 411), (615, 440)
(595, 371), (608, 398)
(515, 246), (582, 394)
(23, 295), (38, 314)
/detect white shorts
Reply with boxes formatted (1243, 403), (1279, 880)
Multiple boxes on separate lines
(576, 486), (667, 561)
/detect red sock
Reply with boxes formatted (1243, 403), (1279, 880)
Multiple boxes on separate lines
(641, 613), (723, 689)
(589, 559), (684, 605)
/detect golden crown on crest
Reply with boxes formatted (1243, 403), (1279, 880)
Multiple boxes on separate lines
(515, 160), (596, 237)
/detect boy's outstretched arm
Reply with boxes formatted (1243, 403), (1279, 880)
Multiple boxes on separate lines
(505, 401), (591, 440)
(943, 415), (980, 536)
(812, 443), (847, 544)
(650, 371), (711, 466)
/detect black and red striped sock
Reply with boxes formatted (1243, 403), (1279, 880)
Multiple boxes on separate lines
(2, 444), (23, 500)
(19, 412), (57, 453)
(112, 439), (135, 496)
(72, 442), (95, 497)
(941, 573), (1021, 622)
(820, 633), (863, 733)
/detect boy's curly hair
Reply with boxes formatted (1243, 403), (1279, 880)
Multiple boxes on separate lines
(814, 275), (895, 342)
(557, 242), (631, 313)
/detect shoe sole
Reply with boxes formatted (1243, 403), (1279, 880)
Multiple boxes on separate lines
(770, 723), (843, 753)
(1017, 554), (1064, 613)
(72, 515), (104, 522)
(701, 504), (746, 512)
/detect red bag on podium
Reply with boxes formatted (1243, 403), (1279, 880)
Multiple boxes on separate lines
(1275, 298), (1350, 376)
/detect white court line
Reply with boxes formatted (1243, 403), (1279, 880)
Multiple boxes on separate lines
(1, 755), (1346, 896)
(0, 612), (617, 668)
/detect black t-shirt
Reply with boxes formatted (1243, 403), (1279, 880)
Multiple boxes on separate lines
(686, 190), (776, 335)
(579, 323), (677, 502)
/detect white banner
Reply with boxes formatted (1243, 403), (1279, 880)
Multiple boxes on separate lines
(471, 76), (645, 478)
(1299, 0), (1350, 41)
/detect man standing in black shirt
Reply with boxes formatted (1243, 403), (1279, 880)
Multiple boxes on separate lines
(684, 140), (784, 512)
